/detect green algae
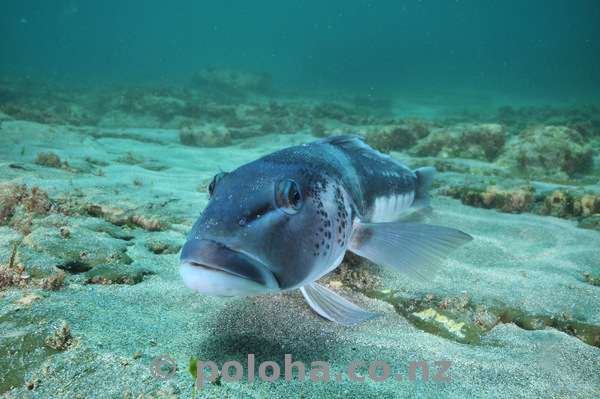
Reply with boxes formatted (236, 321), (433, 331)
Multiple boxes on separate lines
(363, 289), (497, 345)
(362, 289), (600, 348)
(189, 355), (200, 399)
(512, 314), (600, 347)
(441, 184), (600, 231)
(0, 309), (59, 393)
(442, 184), (535, 214)
(0, 184), (52, 230)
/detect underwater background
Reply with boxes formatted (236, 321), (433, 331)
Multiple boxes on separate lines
(2, 0), (599, 98)
(1, 1), (599, 398)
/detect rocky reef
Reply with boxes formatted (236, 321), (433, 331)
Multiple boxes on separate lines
(411, 123), (507, 162)
(498, 125), (594, 179)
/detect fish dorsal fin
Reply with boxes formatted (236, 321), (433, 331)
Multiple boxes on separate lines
(300, 282), (383, 325)
(320, 135), (400, 165)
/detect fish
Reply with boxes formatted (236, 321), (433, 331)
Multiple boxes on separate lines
(180, 135), (473, 325)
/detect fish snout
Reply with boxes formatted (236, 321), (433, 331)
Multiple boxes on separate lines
(179, 239), (279, 296)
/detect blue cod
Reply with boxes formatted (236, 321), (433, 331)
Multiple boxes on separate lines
(180, 135), (472, 325)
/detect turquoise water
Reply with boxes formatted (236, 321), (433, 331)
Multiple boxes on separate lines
(1, 1), (599, 98)
(1, 2), (600, 398)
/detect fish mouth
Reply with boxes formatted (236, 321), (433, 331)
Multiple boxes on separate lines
(184, 262), (225, 273)
(179, 238), (279, 296)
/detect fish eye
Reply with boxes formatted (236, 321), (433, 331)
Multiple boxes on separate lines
(207, 172), (228, 199)
(275, 179), (302, 215)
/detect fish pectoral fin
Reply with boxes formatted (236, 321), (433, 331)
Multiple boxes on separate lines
(300, 282), (383, 325)
(349, 222), (473, 282)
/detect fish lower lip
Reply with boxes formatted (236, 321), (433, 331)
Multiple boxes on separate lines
(179, 239), (279, 288)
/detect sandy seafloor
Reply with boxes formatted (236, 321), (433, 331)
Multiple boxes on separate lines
(1, 78), (600, 398)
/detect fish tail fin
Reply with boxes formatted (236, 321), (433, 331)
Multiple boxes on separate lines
(413, 166), (435, 208)
(349, 221), (473, 281)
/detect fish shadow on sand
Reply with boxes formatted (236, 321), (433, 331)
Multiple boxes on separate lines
(193, 209), (437, 367)
(194, 292), (348, 367)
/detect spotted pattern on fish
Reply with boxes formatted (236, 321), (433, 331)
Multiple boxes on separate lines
(180, 135), (472, 325)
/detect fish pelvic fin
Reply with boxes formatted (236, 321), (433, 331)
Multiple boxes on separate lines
(349, 221), (473, 282)
(412, 166), (435, 208)
(300, 282), (383, 325)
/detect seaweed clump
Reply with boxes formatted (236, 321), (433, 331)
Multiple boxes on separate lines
(39, 271), (67, 291)
(0, 184), (29, 224)
(1, 245), (28, 289)
(0, 184), (52, 228)
(0, 265), (30, 290)
(25, 185), (52, 214)
(34, 152), (68, 169)
(45, 321), (75, 351)
(539, 190), (600, 218)
(2, 245), (67, 291)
